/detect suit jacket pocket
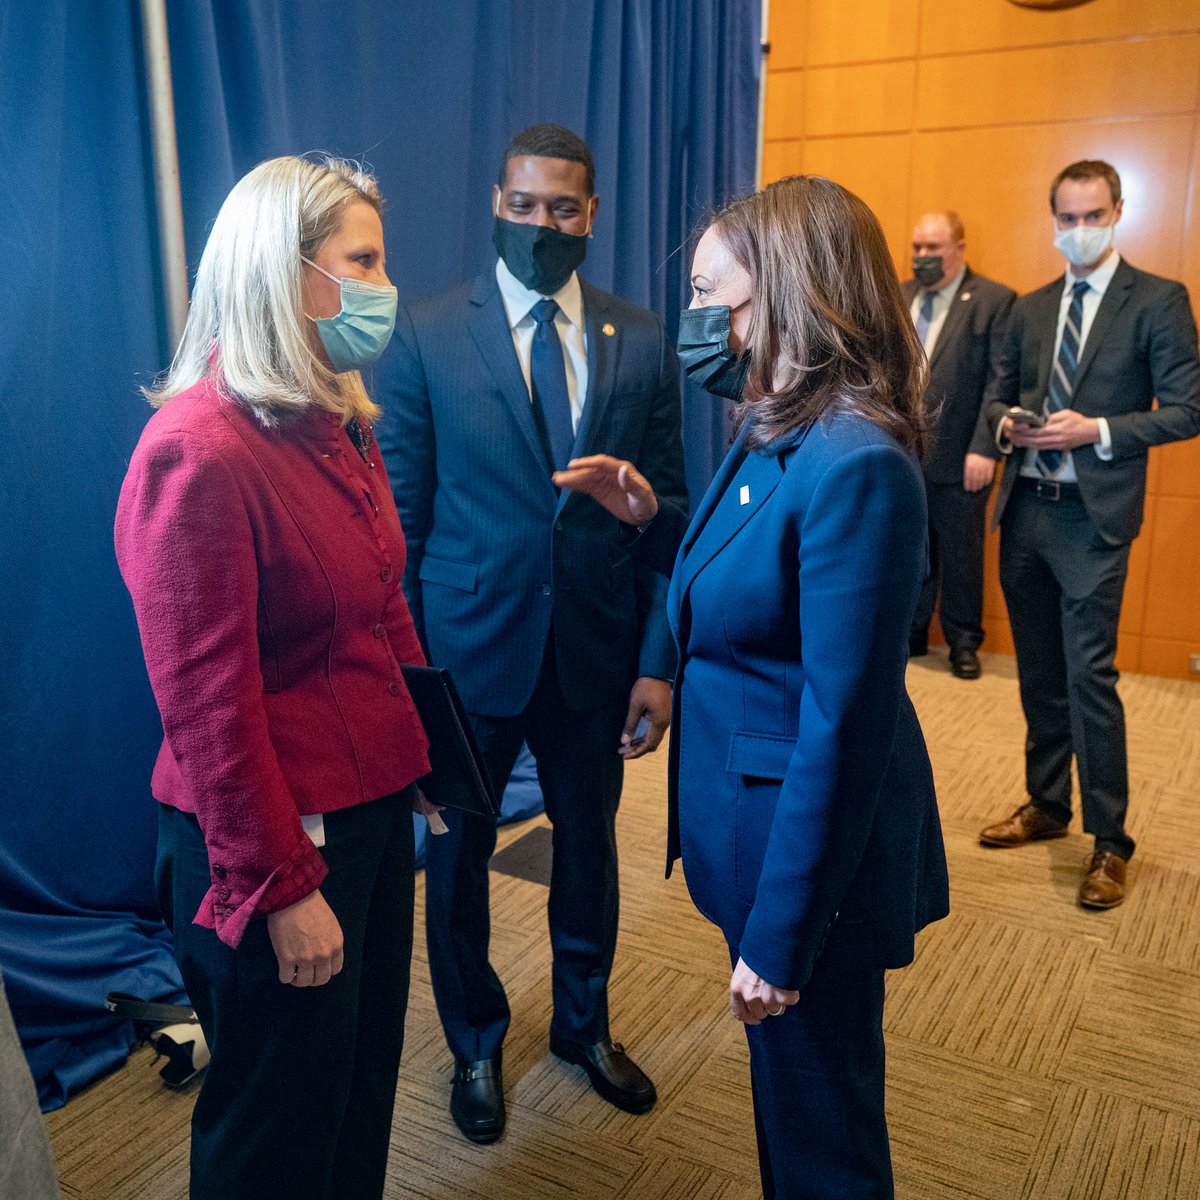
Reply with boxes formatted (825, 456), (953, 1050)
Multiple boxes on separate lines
(725, 731), (795, 780)
(418, 554), (479, 593)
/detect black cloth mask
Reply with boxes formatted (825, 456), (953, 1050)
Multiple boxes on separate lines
(676, 304), (750, 401)
(492, 216), (588, 295)
(911, 256), (944, 289)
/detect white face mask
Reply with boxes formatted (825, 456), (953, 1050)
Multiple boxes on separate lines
(1052, 220), (1115, 269)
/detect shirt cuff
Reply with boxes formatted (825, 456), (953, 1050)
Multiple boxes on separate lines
(197, 834), (329, 948)
(1093, 417), (1113, 460)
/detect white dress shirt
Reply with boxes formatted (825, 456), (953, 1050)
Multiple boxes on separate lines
(495, 258), (589, 433)
(909, 266), (965, 358)
(1015, 250), (1118, 480)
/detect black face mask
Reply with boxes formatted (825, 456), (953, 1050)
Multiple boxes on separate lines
(676, 305), (751, 401)
(492, 216), (588, 295)
(911, 255), (944, 289)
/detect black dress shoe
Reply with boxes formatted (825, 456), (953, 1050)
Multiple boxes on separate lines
(450, 1057), (504, 1143)
(949, 646), (981, 679)
(549, 1034), (657, 1114)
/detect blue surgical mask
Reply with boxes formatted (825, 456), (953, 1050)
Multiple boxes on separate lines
(302, 256), (398, 372)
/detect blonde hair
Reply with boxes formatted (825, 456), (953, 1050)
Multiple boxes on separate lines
(711, 175), (928, 459)
(146, 154), (384, 426)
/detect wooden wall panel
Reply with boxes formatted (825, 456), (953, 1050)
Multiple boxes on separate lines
(908, 117), (1194, 294)
(1143, 497), (1200, 644)
(1141, 636), (1197, 678)
(805, 61), (916, 137)
(801, 134), (914, 259)
(1180, 118), (1200, 331)
(767, 0), (808, 70)
(1155, 439), (1200, 501)
(763, 69), (804, 141)
(762, 0), (1200, 679)
(804, 0), (919, 65)
(915, 36), (1200, 132)
(919, 0), (1200, 57)
(762, 140), (805, 186)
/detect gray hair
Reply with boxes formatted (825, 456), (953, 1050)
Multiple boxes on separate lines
(146, 155), (384, 425)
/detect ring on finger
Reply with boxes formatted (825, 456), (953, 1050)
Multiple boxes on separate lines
(768, 1005), (785, 1016)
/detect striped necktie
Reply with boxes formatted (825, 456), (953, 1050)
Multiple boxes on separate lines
(1037, 279), (1089, 476)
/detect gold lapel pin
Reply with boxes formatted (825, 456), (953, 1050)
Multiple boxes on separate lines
(602, 322), (616, 337)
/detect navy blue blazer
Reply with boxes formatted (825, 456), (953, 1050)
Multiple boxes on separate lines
(635, 412), (949, 991)
(375, 271), (687, 718)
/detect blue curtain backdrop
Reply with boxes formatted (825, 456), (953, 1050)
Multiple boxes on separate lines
(0, 0), (760, 1110)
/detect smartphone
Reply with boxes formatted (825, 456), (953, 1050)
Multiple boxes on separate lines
(1007, 407), (1045, 428)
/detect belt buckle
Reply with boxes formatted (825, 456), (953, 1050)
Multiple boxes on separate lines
(1035, 478), (1061, 501)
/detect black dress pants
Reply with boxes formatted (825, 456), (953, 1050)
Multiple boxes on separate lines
(999, 481), (1133, 859)
(910, 478), (988, 652)
(424, 635), (627, 1062)
(156, 789), (415, 1200)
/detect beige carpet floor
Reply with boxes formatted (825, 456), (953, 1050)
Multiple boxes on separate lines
(45, 651), (1200, 1198)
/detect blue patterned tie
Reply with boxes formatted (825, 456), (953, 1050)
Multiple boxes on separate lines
(916, 290), (935, 346)
(529, 299), (574, 472)
(1037, 279), (1089, 476)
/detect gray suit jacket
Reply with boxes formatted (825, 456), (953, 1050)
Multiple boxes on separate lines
(984, 258), (1200, 545)
(902, 267), (1015, 484)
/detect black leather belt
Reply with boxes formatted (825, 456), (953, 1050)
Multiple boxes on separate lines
(1015, 475), (1081, 501)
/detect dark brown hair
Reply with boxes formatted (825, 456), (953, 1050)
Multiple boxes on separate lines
(711, 175), (928, 458)
(1049, 160), (1121, 211)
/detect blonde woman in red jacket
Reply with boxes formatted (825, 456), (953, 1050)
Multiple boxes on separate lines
(115, 155), (432, 1200)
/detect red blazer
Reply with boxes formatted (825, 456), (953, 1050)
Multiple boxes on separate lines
(115, 378), (430, 947)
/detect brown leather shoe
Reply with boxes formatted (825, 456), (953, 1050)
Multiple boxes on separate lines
(979, 803), (1068, 847)
(1078, 852), (1127, 909)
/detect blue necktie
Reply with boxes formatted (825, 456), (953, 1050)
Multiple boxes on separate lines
(916, 290), (935, 346)
(529, 299), (574, 472)
(1038, 279), (1089, 476)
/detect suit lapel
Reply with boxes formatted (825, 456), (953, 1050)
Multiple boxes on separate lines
(557, 283), (618, 516)
(930, 268), (973, 370)
(675, 438), (784, 602)
(572, 283), (617, 456)
(1034, 282), (1063, 399)
(1074, 260), (1133, 391)
(466, 274), (555, 481)
(681, 427), (750, 557)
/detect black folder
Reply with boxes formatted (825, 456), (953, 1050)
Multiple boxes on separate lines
(401, 665), (500, 821)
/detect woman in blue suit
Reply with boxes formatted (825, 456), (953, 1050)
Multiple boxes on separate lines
(557, 176), (949, 1199)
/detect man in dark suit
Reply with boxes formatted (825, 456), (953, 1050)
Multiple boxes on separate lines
(978, 160), (1200, 908)
(903, 211), (1015, 679)
(375, 125), (686, 1142)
